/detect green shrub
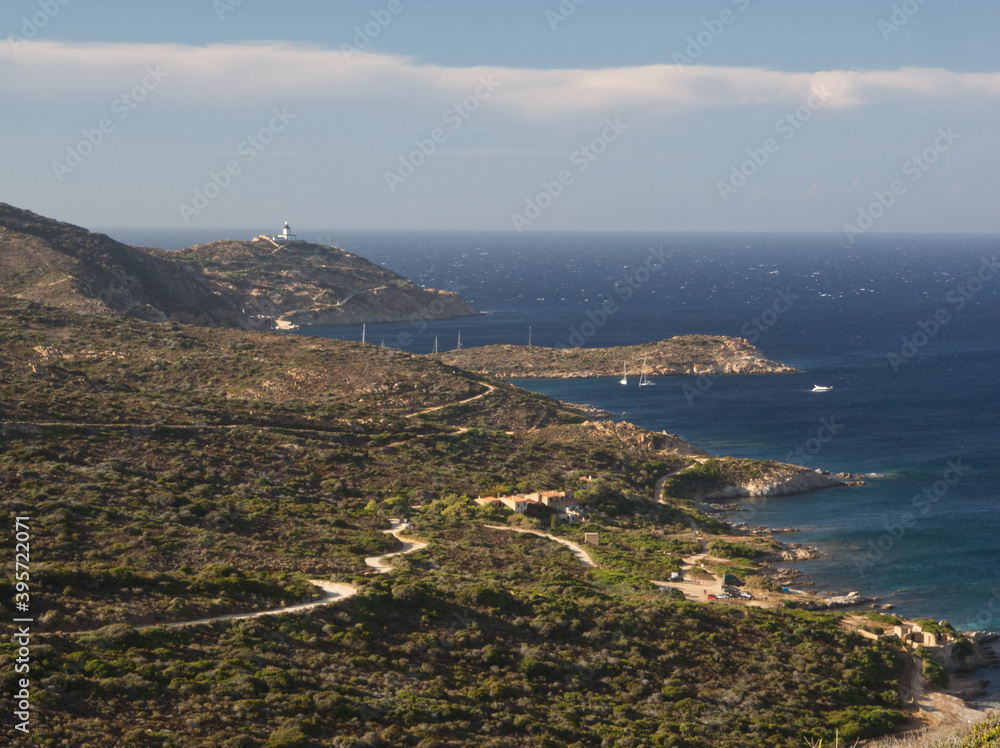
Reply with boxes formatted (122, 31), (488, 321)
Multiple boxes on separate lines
(864, 611), (903, 626)
(951, 636), (975, 660)
(263, 724), (316, 748)
(827, 706), (908, 741)
(915, 647), (950, 687)
(708, 539), (766, 560)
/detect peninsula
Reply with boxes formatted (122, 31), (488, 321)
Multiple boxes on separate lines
(0, 203), (479, 330)
(436, 335), (798, 378)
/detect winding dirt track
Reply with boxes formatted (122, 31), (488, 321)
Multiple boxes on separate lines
(901, 653), (993, 739)
(158, 580), (359, 629)
(61, 515), (998, 743)
(488, 524), (997, 741)
(364, 528), (428, 573)
(161, 525), (425, 629)
(483, 525), (596, 567)
(65, 524), (425, 634)
(406, 382), (496, 418)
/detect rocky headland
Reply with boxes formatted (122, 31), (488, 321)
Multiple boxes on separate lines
(0, 203), (479, 331)
(436, 335), (798, 379)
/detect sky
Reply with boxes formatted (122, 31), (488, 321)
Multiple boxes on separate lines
(2, 0), (998, 235)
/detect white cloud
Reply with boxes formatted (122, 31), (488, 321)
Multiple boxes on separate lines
(3, 41), (999, 119)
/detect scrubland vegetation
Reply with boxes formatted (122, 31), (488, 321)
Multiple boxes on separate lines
(0, 299), (920, 746)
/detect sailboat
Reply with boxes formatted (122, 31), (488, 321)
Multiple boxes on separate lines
(457, 331), (462, 351)
(619, 363), (628, 386)
(639, 356), (655, 387)
(361, 323), (366, 344)
(432, 336), (439, 354)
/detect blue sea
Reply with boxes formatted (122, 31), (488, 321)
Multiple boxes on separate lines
(109, 228), (1000, 642)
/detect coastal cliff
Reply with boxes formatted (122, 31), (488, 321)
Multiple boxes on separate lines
(436, 335), (798, 379)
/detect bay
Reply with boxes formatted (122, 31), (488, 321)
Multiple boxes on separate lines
(108, 227), (1000, 634)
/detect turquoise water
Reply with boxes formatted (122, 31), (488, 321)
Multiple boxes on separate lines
(515, 370), (1000, 633)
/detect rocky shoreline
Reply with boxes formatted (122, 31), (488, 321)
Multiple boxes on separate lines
(701, 468), (846, 500)
(719, 495), (1000, 715)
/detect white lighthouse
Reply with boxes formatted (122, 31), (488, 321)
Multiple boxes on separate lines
(271, 222), (297, 243)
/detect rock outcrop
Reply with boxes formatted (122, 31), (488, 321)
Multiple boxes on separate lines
(700, 468), (845, 500)
(582, 419), (708, 458)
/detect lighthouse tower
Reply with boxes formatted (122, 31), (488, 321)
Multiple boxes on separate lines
(271, 222), (297, 243)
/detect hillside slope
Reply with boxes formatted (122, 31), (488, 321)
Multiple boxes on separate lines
(0, 203), (242, 327)
(0, 297), (911, 747)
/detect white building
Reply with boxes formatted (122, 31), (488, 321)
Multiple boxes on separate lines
(271, 222), (297, 242)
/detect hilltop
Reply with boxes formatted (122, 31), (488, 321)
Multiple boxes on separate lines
(437, 335), (798, 378)
(0, 204), (478, 330)
(0, 204), (242, 327)
(159, 237), (478, 328)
